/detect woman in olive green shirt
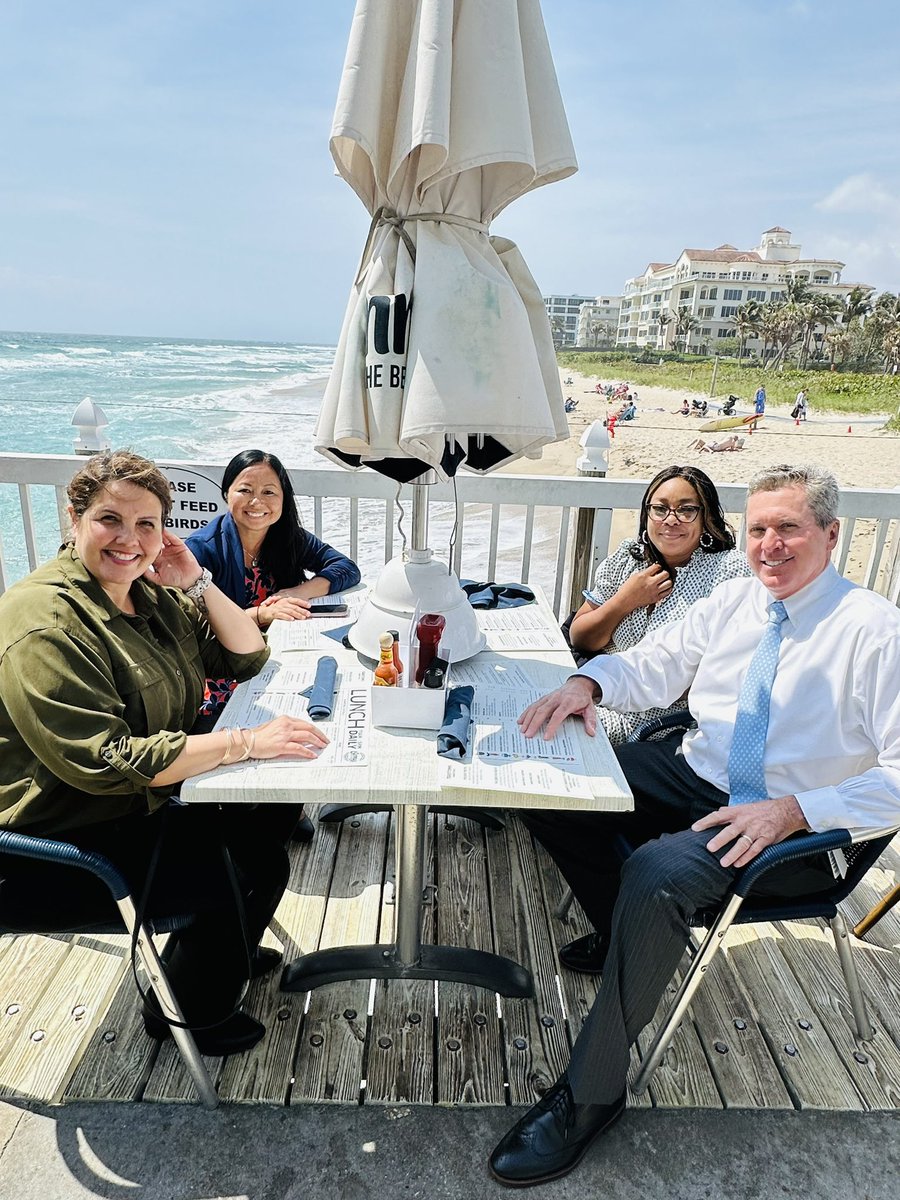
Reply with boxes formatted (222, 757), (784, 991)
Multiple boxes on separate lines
(0, 450), (328, 1056)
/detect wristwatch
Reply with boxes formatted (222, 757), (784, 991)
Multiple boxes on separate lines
(184, 567), (213, 607)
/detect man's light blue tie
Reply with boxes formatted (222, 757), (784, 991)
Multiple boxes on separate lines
(727, 600), (788, 805)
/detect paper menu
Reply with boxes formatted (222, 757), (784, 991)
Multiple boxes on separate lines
(218, 664), (371, 766)
(475, 604), (568, 651)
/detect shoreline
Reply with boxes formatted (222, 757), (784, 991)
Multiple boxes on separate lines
(500, 367), (899, 494)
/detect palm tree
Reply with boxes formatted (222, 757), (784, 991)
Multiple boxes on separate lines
(824, 329), (851, 370)
(591, 320), (615, 349)
(549, 316), (567, 348)
(882, 325), (900, 375)
(731, 300), (763, 359)
(864, 292), (900, 367)
(674, 307), (698, 354)
(841, 285), (873, 333)
(799, 293), (843, 368)
(762, 301), (804, 371)
(656, 311), (673, 349)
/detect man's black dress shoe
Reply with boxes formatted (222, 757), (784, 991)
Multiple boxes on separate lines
(250, 947), (283, 980)
(557, 931), (605, 974)
(291, 813), (315, 843)
(143, 1002), (266, 1056)
(489, 1076), (625, 1187)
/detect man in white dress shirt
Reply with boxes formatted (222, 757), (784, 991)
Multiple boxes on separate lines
(489, 464), (900, 1187)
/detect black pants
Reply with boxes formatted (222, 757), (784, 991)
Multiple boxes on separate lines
(523, 739), (834, 1104)
(0, 802), (299, 1025)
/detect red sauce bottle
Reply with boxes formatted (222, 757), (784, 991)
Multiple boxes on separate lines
(415, 613), (445, 684)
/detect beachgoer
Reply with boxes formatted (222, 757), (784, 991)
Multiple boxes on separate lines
(674, 399), (690, 416)
(689, 435), (745, 453)
(0, 450), (329, 1056)
(566, 466), (749, 742)
(489, 463), (900, 1186)
(792, 389), (809, 421)
(754, 384), (767, 416)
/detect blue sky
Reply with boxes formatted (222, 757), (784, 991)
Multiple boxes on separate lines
(2, 0), (898, 342)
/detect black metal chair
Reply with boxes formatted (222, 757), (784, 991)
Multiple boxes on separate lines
(0, 828), (218, 1108)
(632, 823), (900, 1092)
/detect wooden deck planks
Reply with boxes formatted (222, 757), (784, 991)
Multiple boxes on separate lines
(290, 810), (390, 1105)
(435, 816), (504, 1106)
(2, 821), (899, 1115)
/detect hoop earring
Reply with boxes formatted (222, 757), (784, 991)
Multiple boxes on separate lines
(641, 530), (650, 545)
(699, 531), (714, 549)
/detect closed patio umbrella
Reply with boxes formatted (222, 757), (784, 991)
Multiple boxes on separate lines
(314, 0), (577, 658)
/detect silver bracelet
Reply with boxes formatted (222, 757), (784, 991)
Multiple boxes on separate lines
(184, 567), (213, 607)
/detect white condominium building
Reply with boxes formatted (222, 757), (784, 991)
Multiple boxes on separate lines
(543, 293), (594, 346)
(616, 227), (872, 352)
(575, 296), (621, 347)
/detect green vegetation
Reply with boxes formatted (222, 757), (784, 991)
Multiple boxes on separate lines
(558, 351), (900, 418)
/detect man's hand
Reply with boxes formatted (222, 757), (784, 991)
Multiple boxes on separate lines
(518, 676), (600, 741)
(692, 795), (810, 869)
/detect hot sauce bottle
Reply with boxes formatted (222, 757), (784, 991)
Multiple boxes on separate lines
(374, 632), (399, 686)
(388, 629), (404, 684)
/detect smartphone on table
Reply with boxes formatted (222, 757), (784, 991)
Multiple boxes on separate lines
(310, 602), (349, 617)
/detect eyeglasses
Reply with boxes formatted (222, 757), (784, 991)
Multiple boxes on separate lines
(647, 503), (701, 524)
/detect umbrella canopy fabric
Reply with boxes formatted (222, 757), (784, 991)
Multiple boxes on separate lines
(315, 0), (577, 483)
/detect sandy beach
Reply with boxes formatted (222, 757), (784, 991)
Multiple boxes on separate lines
(507, 366), (900, 492)
(496, 366), (899, 590)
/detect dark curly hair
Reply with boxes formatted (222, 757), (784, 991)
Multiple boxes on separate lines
(221, 450), (311, 591)
(630, 465), (735, 580)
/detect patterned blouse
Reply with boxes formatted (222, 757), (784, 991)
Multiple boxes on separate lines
(583, 539), (751, 743)
(200, 564), (272, 718)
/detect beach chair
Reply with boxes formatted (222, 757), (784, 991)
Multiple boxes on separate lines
(0, 828), (218, 1108)
(632, 823), (900, 1092)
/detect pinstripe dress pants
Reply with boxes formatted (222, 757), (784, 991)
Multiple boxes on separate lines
(523, 739), (834, 1105)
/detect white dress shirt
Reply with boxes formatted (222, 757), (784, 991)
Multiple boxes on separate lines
(577, 564), (900, 832)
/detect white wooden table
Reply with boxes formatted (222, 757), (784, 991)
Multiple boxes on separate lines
(182, 589), (632, 997)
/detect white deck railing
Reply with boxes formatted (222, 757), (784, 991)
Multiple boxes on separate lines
(2, 452), (899, 615)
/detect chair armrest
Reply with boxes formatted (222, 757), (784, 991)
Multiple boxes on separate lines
(630, 710), (696, 743)
(734, 829), (852, 898)
(0, 829), (130, 901)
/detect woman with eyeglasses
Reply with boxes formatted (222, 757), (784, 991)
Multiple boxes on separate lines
(568, 465), (750, 743)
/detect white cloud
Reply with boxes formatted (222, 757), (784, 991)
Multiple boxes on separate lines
(816, 174), (900, 220)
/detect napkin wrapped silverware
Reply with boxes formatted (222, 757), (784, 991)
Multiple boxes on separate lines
(437, 685), (475, 759)
(302, 655), (338, 720)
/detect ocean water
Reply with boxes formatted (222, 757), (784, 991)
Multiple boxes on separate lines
(0, 330), (547, 591)
(0, 331), (334, 464)
(0, 331), (339, 582)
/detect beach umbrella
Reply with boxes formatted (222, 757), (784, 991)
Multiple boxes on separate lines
(314, 0), (577, 655)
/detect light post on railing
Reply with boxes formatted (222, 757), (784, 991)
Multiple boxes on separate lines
(72, 398), (111, 455)
(567, 420), (610, 615)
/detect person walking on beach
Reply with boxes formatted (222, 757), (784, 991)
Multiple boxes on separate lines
(754, 383), (766, 416)
(488, 463), (900, 1187)
(793, 388), (809, 421)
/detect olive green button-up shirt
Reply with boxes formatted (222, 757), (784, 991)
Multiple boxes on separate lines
(0, 546), (269, 833)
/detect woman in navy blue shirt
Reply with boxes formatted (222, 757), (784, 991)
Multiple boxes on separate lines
(188, 450), (360, 839)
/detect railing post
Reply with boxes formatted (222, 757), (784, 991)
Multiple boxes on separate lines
(71, 398), (111, 456)
(567, 421), (610, 616)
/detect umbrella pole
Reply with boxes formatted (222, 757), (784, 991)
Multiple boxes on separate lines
(409, 472), (436, 561)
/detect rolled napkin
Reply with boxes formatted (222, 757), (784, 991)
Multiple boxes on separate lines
(460, 580), (536, 609)
(301, 655), (338, 720)
(437, 685), (475, 760)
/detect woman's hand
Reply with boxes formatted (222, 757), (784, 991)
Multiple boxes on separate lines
(147, 532), (204, 591)
(250, 715), (330, 760)
(254, 595), (313, 626)
(616, 564), (673, 610)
